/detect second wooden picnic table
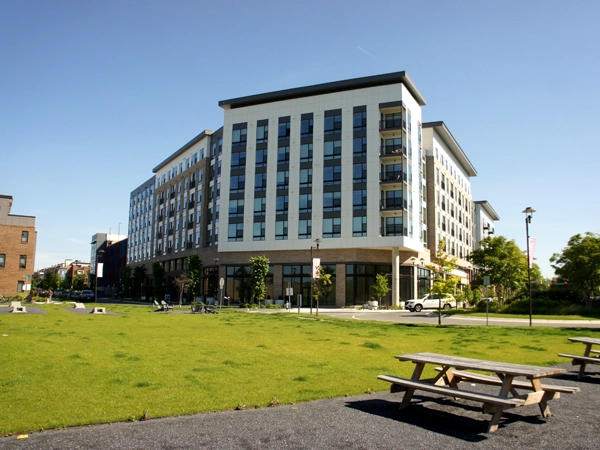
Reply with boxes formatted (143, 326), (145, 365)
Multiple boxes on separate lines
(378, 352), (578, 433)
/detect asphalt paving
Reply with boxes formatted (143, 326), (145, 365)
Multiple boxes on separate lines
(1, 363), (598, 450)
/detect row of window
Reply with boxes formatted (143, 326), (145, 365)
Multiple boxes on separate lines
(0, 254), (27, 268)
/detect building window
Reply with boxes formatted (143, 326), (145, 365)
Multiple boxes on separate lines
(278, 120), (290, 141)
(276, 195), (289, 214)
(255, 173), (267, 191)
(17, 281), (24, 293)
(19, 255), (27, 269)
(232, 127), (247, 146)
(323, 192), (341, 212)
(353, 111), (367, 131)
(353, 137), (367, 157)
(230, 175), (245, 193)
(324, 114), (342, 135)
(323, 218), (341, 238)
(299, 194), (312, 213)
(253, 222), (265, 241)
(301, 118), (313, 137)
(256, 149), (268, 167)
(228, 223), (244, 242)
(21, 231), (29, 243)
(229, 199), (244, 218)
(324, 140), (342, 160)
(353, 216), (367, 236)
(0, 254), (5, 268)
(254, 197), (266, 216)
(353, 163), (367, 183)
(256, 124), (268, 143)
(323, 165), (342, 186)
(298, 219), (312, 239)
(277, 146), (290, 165)
(299, 168), (312, 188)
(275, 220), (288, 240)
(231, 151), (246, 170)
(353, 190), (367, 210)
(384, 216), (404, 236)
(277, 170), (289, 189)
(300, 143), (313, 162)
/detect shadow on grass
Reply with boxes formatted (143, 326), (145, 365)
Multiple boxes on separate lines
(345, 395), (547, 442)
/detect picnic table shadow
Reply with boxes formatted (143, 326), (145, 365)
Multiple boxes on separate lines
(344, 396), (545, 441)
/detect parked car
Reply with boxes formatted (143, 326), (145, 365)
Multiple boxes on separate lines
(71, 291), (82, 300)
(405, 294), (456, 312)
(80, 290), (95, 301)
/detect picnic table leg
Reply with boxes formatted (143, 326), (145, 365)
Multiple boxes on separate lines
(578, 343), (593, 379)
(400, 362), (425, 410)
(487, 375), (513, 433)
(530, 378), (551, 418)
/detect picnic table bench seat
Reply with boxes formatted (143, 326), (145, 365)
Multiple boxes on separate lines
(558, 353), (600, 365)
(377, 375), (528, 410)
(435, 368), (580, 394)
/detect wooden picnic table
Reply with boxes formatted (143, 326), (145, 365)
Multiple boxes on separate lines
(558, 337), (600, 378)
(378, 352), (577, 433)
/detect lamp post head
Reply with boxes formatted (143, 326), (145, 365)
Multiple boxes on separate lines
(314, 238), (322, 249)
(522, 207), (535, 224)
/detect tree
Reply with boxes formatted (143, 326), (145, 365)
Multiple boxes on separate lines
(133, 265), (147, 298)
(550, 232), (600, 308)
(248, 256), (270, 305)
(152, 262), (166, 300)
(428, 240), (461, 325)
(187, 255), (203, 300)
(313, 265), (333, 316)
(468, 235), (528, 304)
(72, 274), (85, 290)
(173, 273), (190, 307)
(42, 271), (60, 291)
(123, 265), (132, 297)
(372, 273), (391, 306)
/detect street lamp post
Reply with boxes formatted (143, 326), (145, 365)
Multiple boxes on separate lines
(213, 257), (219, 306)
(523, 207), (536, 327)
(309, 238), (322, 315)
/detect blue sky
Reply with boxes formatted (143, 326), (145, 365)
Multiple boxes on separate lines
(1, 0), (598, 277)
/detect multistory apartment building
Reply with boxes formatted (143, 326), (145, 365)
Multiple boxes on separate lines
(473, 200), (500, 248)
(131, 71), (495, 306)
(128, 176), (155, 266)
(0, 195), (36, 297)
(218, 72), (430, 307)
(423, 122), (477, 271)
(150, 129), (223, 296)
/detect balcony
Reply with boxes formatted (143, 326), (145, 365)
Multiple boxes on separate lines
(167, 229), (173, 236)
(380, 225), (408, 237)
(158, 215), (164, 222)
(156, 232), (163, 239)
(169, 210), (174, 217)
(188, 201), (195, 209)
(379, 171), (407, 183)
(159, 197), (164, 204)
(186, 242), (193, 250)
(380, 198), (407, 211)
(170, 192), (175, 199)
(189, 180), (196, 189)
(379, 118), (406, 132)
(380, 144), (407, 157)
(187, 222), (194, 230)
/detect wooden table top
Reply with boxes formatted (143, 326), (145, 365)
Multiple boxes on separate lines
(395, 352), (566, 378)
(568, 337), (600, 346)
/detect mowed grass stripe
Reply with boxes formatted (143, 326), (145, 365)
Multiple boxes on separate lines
(0, 304), (596, 435)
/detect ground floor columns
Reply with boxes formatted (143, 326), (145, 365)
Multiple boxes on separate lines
(392, 248), (400, 307)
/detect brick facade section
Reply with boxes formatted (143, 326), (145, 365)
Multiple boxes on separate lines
(0, 224), (36, 297)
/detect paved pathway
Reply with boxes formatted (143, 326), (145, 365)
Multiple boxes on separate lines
(0, 364), (598, 449)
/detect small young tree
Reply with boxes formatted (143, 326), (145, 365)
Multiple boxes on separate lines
(313, 266), (333, 316)
(173, 273), (190, 307)
(428, 240), (461, 325)
(123, 266), (132, 297)
(249, 256), (270, 305)
(372, 273), (391, 307)
(187, 255), (204, 300)
(152, 262), (166, 300)
(133, 265), (147, 298)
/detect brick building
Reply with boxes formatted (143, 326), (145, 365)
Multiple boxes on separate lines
(0, 195), (37, 297)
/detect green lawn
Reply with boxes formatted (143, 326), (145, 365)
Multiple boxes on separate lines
(1, 303), (598, 436)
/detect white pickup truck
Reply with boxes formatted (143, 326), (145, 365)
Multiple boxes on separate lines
(405, 294), (456, 312)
